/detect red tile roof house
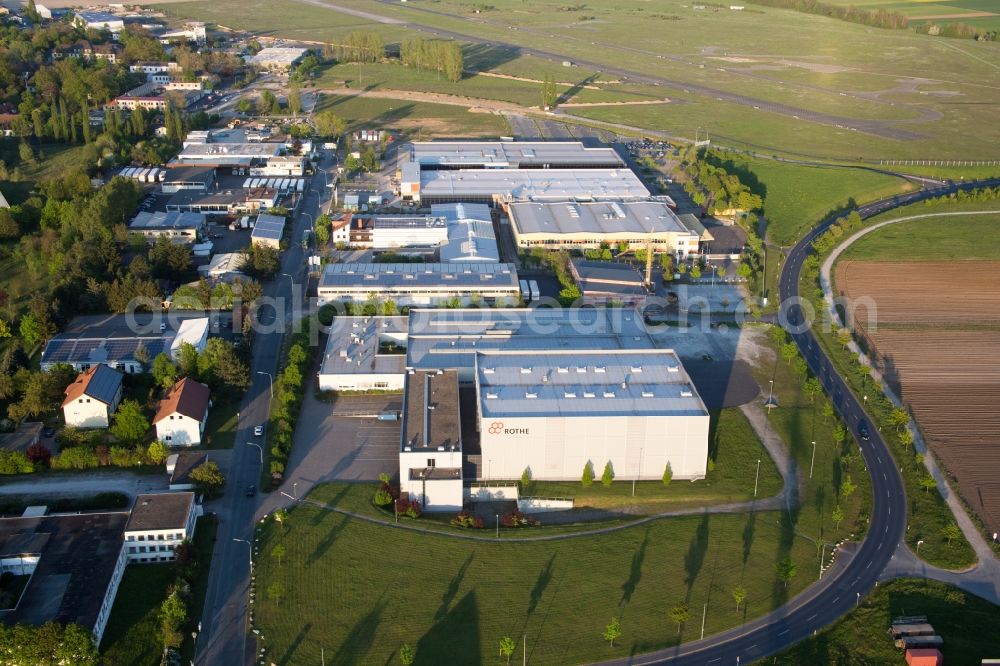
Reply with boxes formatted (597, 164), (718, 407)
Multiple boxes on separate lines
(153, 378), (211, 446)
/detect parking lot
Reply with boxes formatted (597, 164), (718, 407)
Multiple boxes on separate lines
(284, 392), (403, 485)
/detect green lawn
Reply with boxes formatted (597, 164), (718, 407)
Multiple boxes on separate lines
(254, 487), (817, 666)
(101, 564), (176, 666)
(203, 400), (239, 449)
(744, 327), (873, 548)
(840, 207), (1000, 261)
(771, 578), (1000, 664)
(315, 92), (510, 138)
(529, 408), (783, 512)
(720, 157), (915, 247)
(101, 515), (219, 666)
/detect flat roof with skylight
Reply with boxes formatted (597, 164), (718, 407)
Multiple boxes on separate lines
(476, 349), (706, 418)
(409, 140), (624, 168)
(419, 169), (650, 203)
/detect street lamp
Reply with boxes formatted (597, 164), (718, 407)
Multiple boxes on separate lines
(767, 379), (775, 415)
(753, 458), (761, 497)
(233, 537), (253, 572)
(257, 371), (273, 402)
(495, 514), (500, 539)
(809, 440), (817, 479)
(916, 539), (924, 555)
(247, 441), (263, 467)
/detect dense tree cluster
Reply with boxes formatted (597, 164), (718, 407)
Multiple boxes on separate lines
(0, 622), (98, 665)
(400, 38), (464, 82)
(678, 147), (762, 214)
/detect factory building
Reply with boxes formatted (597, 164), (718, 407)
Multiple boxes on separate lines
(408, 140), (624, 170)
(316, 263), (520, 307)
(474, 348), (709, 482)
(412, 168), (650, 205)
(399, 369), (465, 511)
(394, 309), (709, 510)
(506, 200), (702, 253)
(317, 317), (408, 392)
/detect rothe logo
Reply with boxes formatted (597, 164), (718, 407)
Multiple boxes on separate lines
(488, 421), (504, 435)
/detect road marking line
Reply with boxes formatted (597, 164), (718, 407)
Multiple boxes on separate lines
(807, 614), (817, 622)
(778, 629), (789, 636)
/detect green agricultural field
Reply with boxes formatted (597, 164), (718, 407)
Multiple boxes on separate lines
(529, 408), (783, 512)
(314, 92), (510, 138)
(820, 0), (1000, 30)
(771, 578), (1000, 664)
(840, 205), (1000, 261)
(254, 487), (817, 666)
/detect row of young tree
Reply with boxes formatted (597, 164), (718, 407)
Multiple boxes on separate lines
(400, 38), (464, 82)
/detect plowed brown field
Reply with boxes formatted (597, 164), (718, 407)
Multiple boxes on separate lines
(836, 261), (1000, 534)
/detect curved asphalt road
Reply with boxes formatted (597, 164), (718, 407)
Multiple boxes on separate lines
(601, 177), (1000, 665)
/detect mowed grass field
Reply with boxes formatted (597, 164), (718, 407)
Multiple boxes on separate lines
(158, 0), (1000, 160)
(840, 207), (1000, 261)
(255, 488), (816, 666)
(771, 578), (1000, 664)
(312, 0), (1000, 160)
(314, 92), (510, 138)
(727, 158), (917, 246)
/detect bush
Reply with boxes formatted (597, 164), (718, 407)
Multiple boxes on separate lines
(581, 461), (595, 487)
(601, 461), (614, 486)
(395, 498), (422, 519)
(0, 450), (34, 474)
(501, 511), (538, 528)
(373, 485), (394, 507)
(25, 442), (52, 467)
(451, 511), (484, 529)
(51, 446), (100, 470)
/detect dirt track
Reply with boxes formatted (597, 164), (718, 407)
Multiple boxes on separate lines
(837, 260), (1000, 534)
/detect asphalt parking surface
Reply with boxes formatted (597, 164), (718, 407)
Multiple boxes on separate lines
(287, 392), (403, 482)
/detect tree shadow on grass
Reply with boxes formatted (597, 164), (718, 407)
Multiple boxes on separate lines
(415, 590), (481, 666)
(435, 554), (474, 621)
(462, 43), (520, 74)
(330, 600), (386, 666)
(276, 622), (312, 665)
(305, 513), (351, 565)
(742, 510), (756, 566)
(684, 513), (711, 597)
(620, 528), (650, 606)
(308, 484), (353, 526)
(527, 553), (556, 616)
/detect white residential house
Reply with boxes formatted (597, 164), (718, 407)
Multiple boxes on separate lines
(153, 378), (210, 446)
(124, 493), (202, 563)
(61, 365), (124, 428)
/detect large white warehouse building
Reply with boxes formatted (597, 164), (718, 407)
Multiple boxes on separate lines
(475, 348), (709, 482)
